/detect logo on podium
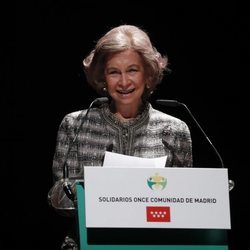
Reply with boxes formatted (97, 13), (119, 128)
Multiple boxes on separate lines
(147, 173), (167, 190)
(146, 206), (171, 222)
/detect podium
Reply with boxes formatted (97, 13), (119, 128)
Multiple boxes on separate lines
(76, 167), (231, 250)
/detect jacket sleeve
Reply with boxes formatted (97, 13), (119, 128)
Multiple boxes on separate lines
(47, 112), (80, 216)
(162, 119), (193, 168)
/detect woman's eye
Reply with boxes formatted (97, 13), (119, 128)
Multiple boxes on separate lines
(108, 70), (119, 75)
(129, 68), (138, 72)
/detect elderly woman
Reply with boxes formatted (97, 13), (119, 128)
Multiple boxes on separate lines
(48, 24), (193, 250)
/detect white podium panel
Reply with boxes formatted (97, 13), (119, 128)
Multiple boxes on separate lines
(84, 167), (231, 229)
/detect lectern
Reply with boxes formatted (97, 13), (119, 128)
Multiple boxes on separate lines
(76, 167), (231, 250)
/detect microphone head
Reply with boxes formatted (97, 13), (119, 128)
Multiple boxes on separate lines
(156, 99), (180, 107)
(93, 97), (109, 106)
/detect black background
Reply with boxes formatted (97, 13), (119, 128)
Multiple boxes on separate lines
(5, 1), (249, 249)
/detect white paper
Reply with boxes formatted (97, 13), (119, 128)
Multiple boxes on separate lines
(103, 151), (167, 168)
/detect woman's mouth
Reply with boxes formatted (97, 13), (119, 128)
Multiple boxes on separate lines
(117, 88), (135, 95)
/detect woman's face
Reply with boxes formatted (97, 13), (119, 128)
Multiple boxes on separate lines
(104, 49), (146, 109)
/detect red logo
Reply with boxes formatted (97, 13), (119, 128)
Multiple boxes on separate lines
(146, 206), (171, 222)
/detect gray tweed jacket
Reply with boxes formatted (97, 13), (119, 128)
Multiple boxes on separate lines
(48, 102), (193, 212)
(52, 102), (193, 180)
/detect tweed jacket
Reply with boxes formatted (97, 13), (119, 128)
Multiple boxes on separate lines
(52, 102), (192, 180)
(48, 102), (193, 212)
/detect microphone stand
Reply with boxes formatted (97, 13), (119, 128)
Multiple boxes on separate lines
(180, 102), (225, 169)
(156, 99), (235, 191)
(62, 97), (109, 202)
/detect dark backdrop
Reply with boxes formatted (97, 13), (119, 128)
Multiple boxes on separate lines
(5, 1), (249, 249)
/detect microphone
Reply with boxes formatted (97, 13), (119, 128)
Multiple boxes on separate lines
(156, 99), (235, 191)
(63, 97), (109, 201)
(85, 97), (109, 117)
(155, 99), (180, 107)
(156, 99), (224, 168)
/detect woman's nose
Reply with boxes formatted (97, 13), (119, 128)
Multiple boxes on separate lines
(119, 73), (130, 87)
